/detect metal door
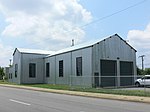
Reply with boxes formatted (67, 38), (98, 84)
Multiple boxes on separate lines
(94, 72), (99, 87)
(120, 61), (133, 86)
(100, 60), (117, 87)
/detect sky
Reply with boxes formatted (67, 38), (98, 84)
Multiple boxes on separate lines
(0, 0), (150, 68)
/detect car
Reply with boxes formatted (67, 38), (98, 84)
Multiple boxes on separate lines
(135, 75), (150, 87)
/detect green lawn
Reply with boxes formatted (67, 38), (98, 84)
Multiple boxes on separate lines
(0, 80), (11, 84)
(0, 80), (150, 97)
(23, 83), (150, 97)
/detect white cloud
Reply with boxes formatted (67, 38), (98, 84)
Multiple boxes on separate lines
(0, 0), (92, 50)
(0, 40), (13, 67)
(127, 24), (150, 49)
(127, 23), (150, 68)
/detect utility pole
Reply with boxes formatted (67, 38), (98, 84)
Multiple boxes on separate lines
(139, 55), (145, 71)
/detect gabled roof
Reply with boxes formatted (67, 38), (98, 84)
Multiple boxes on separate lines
(46, 34), (136, 58)
(13, 48), (55, 56)
(114, 34), (137, 52)
(46, 39), (98, 57)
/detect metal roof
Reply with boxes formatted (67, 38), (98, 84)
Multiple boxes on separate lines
(13, 34), (136, 57)
(46, 35), (110, 57)
(46, 41), (95, 57)
(46, 34), (136, 58)
(13, 48), (55, 55)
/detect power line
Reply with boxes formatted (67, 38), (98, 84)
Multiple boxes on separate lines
(79, 0), (147, 28)
(20, 0), (148, 48)
(145, 63), (150, 66)
(6, 0), (148, 51)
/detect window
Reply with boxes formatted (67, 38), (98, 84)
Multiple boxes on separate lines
(76, 57), (82, 76)
(46, 63), (50, 77)
(29, 63), (36, 78)
(11, 73), (12, 79)
(9, 73), (10, 79)
(15, 64), (18, 78)
(59, 60), (63, 77)
(144, 76), (150, 79)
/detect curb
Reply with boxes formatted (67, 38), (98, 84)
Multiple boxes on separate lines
(0, 84), (150, 104)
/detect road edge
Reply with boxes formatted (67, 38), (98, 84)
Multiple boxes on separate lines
(0, 84), (150, 104)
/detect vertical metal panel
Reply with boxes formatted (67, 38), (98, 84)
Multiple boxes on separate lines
(45, 56), (56, 84)
(71, 47), (92, 87)
(92, 35), (136, 87)
(55, 52), (71, 85)
(10, 35), (137, 87)
(10, 50), (21, 84)
(46, 47), (92, 87)
(21, 53), (46, 84)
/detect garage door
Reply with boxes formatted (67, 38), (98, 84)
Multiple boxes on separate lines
(120, 61), (134, 86)
(100, 60), (117, 87)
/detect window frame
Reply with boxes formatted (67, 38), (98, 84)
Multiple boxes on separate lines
(59, 60), (63, 77)
(46, 63), (50, 77)
(29, 63), (36, 78)
(76, 57), (82, 76)
(15, 64), (18, 78)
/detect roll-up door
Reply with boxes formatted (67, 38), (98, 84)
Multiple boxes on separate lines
(120, 61), (134, 86)
(100, 60), (117, 87)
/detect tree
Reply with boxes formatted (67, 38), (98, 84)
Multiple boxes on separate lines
(0, 67), (5, 80)
(144, 68), (150, 75)
(137, 67), (143, 75)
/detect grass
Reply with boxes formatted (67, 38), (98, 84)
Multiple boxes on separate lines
(1, 80), (150, 97)
(22, 83), (150, 97)
(0, 80), (12, 84)
(23, 84), (70, 90)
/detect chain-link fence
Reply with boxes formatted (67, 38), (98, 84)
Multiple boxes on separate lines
(68, 75), (150, 96)
(69, 75), (149, 90)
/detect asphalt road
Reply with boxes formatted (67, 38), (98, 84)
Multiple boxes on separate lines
(0, 86), (149, 112)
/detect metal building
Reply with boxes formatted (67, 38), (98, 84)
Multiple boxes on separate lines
(44, 34), (137, 87)
(9, 34), (137, 87)
(8, 48), (54, 84)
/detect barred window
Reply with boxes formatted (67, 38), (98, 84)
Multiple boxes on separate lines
(76, 57), (82, 76)
(15, 64), (18, 78)
(29, 63), (36, 78)
(46, 63), (50, 77)
(59, 60), (63, 77)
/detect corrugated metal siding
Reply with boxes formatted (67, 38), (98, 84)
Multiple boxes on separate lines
(9, 34), (136, 87)
(92, 35), (137, 87)
(71, 47), (92, 86)
(21, 54), (46, 84)
(44, 57), (56, 84)
(55, 52), (71, 85)
(45, 47), (92, 87)
(10, 50), (21, 84)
